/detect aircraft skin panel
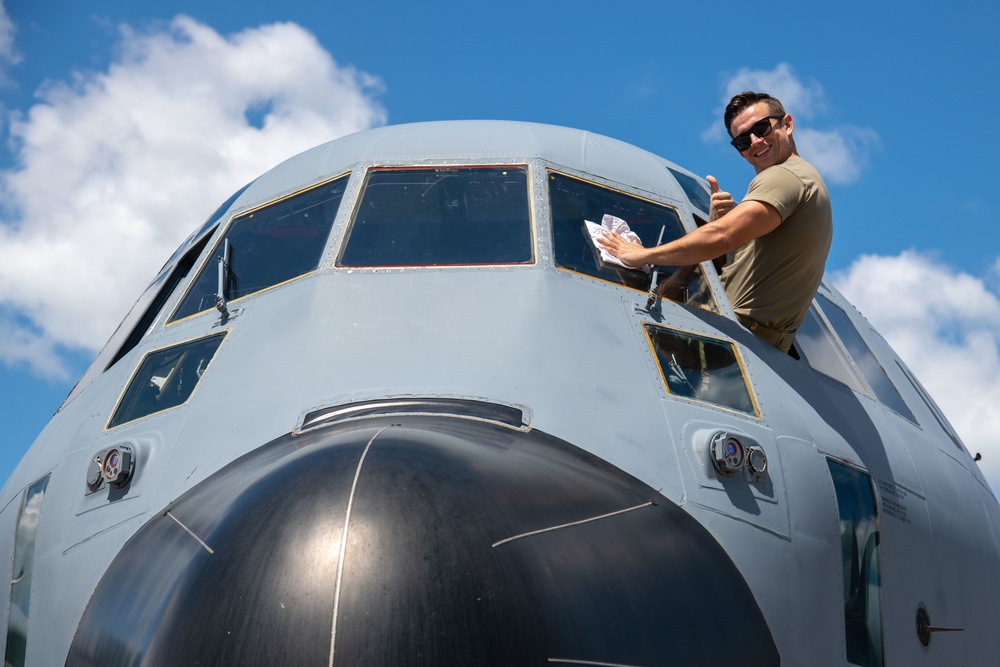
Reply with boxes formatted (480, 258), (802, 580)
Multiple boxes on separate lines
(65, 418), (780, 666)
(0, 120), (995, 665)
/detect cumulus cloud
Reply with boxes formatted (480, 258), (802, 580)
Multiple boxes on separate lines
(703, 63), (878, 184)
(0, 16), (386, 378)
(831, 251), (1000, 493)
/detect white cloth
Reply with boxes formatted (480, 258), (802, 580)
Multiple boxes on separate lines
(584, 214), (647, 270)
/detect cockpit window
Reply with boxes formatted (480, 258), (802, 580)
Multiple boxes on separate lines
(666, 167), (711, 216)
(549, 172), (717, 312)
(815, 295), (916, 423)
(170, 175), (348, 321)
(338, 166), (532, 267)
(108, 332), (226, 429)
(645, 324), (757, 416)
(795, 302), (869, 394)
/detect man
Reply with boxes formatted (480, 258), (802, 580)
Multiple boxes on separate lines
(597, 91), (832, 353)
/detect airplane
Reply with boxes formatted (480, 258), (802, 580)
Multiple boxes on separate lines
(0, 120), (996, 666)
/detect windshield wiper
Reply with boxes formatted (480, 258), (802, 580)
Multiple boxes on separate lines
(646, 225), (666, 310)
(215, 238), (233, 318)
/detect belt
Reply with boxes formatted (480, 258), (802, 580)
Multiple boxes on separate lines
(737, 314), (797, 352)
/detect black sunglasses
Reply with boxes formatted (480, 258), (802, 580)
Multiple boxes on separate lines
(730, 115), (784, 152)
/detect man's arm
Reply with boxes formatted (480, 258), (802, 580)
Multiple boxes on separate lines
(595, 199), (782, 268)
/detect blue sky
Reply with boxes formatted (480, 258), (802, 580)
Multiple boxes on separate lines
(0, 0), (998, 490)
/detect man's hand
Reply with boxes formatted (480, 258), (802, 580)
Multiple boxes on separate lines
(707, 175), (735, 221)
(596, 230), (647, 268)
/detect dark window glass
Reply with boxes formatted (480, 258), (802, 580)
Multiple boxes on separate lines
(549, 172), (717, 312)
(339, 167), (531, 267)
(108, 333), (226, 428)
(815, 295), (916, 423)
(666, 167), (711, 215)
(160, 181), (254, 272)
(107, 231), (215, 370)
(828, 460), (884, 667)
(171, 176), (347, 321)
(4, 475), (50, 667)
(645, 325), (755, 415)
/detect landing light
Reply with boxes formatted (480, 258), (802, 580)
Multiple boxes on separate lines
(87, 443), (136, 494)
(747, 446), (768, 478)
(711, 432), (746, 476)
(101, 445), (134, 487)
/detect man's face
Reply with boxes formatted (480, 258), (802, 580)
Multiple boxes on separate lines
(729, 104), (794, 173)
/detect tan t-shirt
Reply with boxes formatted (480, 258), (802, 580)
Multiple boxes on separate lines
(720, 155), (832, 334)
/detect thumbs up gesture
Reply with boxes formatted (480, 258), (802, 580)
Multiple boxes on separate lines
(707, 175), (735, 221)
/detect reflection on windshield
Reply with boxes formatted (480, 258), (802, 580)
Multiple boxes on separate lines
(339, 167), (532, 267)
(549, 172), (717, 312)
(666, 167), (711, 215)
(108, 333), (226, 428)
(645, 325), (756, 415)
(171, 175), (347, 321)
(796, 303), (868, 393)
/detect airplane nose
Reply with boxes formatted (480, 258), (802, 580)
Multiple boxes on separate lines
(66, 416), (779, 666)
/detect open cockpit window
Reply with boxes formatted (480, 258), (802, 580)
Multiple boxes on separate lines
(170, 175), (348, 321)
(549, 172), (718, 312)
(108, 332), (226, 429)
(338, 166), (532, 267)
(644, 324), (757, 416)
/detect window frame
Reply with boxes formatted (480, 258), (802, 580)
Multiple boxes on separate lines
(827, 458), (885, 667)
(547, 169), (720, 313)
(335, 164), (536, 269)
(167, 173), (351, 324)
(812, 294), (917, 425)
(643, 322), (761, 418)
(106, 331), (228, 430)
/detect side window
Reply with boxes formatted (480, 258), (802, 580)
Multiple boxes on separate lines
(666, 167), (711, 216)
(827, 460), (884, 667)
(795, 302), (868, 394)
(815, 295), (916, 423)
(106, 231), (215, 370)
(171, 175), (348, 321)
(108, 332), (226, 429)
(644, 324), (757, 416)
(4, 475), (50, 667)
(549, 172), (718, 313)
(338, 166), (532, 267)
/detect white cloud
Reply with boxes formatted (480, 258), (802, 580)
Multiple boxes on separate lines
(0, 0), (20, 83)
(795, 126), (881, 185)
(721, 63), (827, 120)
(831, 251), (1000, 494)
(0, 16), (386, 377)
(703, 63), (877, 184)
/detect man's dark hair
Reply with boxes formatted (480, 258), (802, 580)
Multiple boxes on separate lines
(724, 92), (786, 137)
